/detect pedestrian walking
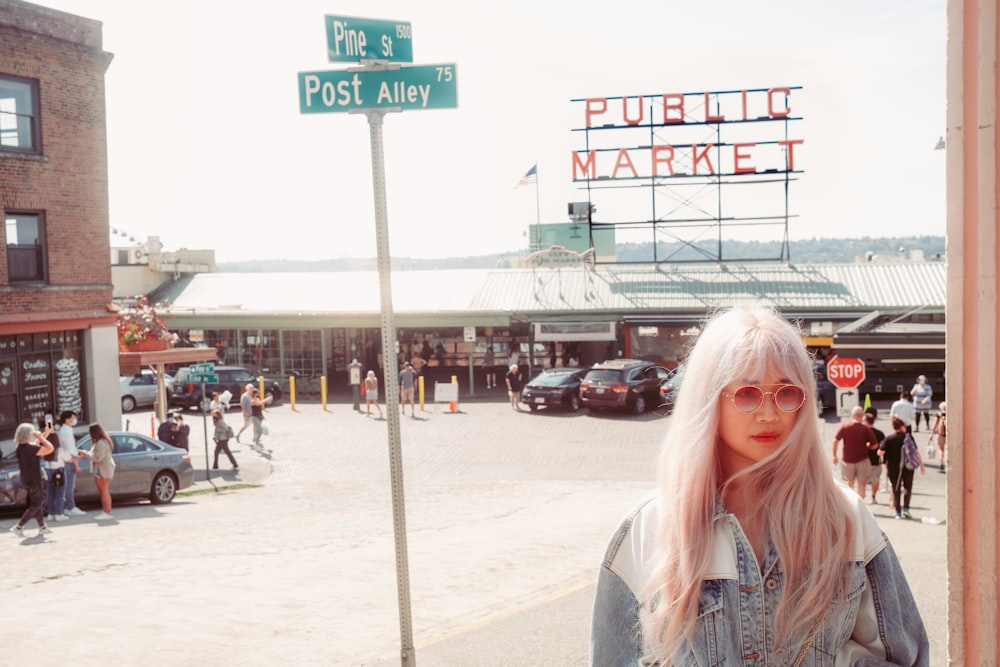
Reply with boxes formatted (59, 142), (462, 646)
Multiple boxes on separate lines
(890, 390), (915, 433)
(505, 363), (523, 410)
(79, 423), (115, 520)
(863, 409), (886, 506)
(911, 375), (933, 432)
(43, 425), (68, 522)
(882, 417), (927, 519)
(58, 410), (86, 517)
(211, 409), (238, 471)
(591, 305), (928, 665)
(9, 422), (56, 538)
(831, 406), (879, 499)
(364, 370), (382, 418)
(399, 362), (417, 417)
(483, 346), (496, 389)
(931, 402), (947, 472)
(157, 414), (175, 446)
(209, 391), (227, 415)
(171, 413), (190, 451)
(236, 383), (254, 442)
(250, 387), (271, 446)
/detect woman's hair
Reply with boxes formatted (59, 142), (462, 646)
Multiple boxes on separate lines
(642, 304), (854, 659)
(891, 416), (906, 431)
(14, 423), (35, 444)
(59, 410), (76, 423)
(367, 370), (375, 378)
(89, 423), (112, 449)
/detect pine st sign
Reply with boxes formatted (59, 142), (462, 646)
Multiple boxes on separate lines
(325, 15), (413, 63)
(298, 64), (458, 113)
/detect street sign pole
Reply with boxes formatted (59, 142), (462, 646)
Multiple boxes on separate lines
(360, 101), (415, 666)
(201, 381), (217, 490)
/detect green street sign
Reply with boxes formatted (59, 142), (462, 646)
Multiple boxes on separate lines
(298, 63), (458, 114)
(325, 15), (413, 64)
(189, 373), (218, 384)
(189, 363), (215, 373)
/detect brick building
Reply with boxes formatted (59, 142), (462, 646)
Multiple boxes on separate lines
(0, 0), (119, 439)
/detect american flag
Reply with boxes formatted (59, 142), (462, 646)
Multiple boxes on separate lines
(515, 164), (537, 188)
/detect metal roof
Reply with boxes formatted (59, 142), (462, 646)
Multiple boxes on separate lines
(151, 261), (946, 322)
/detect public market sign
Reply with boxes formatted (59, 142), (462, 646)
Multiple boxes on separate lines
(571, 86), (803, 180)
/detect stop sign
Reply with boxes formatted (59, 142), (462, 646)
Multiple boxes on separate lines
(827, 355), (866, 389)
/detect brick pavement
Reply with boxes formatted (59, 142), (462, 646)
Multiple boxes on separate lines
(0, 395), (946, 665)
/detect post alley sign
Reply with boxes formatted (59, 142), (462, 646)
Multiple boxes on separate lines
(570, 86), (803, 181)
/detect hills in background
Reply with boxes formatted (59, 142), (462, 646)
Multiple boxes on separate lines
(218, 236), (946, 272)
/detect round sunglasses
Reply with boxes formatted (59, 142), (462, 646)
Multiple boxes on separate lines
(723, 384), (807, 413)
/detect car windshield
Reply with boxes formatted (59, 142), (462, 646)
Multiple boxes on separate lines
(585, 370), (622, 383)
(531, 372), (575, 387)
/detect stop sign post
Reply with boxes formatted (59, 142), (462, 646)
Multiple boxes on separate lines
(827, 355), (866, 389)
(827, 356), (866, 419)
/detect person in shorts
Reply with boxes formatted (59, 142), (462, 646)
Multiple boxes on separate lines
(399, 362), (416, 417)
(236, 383), (254, 442)
(831, 406), (878, 497)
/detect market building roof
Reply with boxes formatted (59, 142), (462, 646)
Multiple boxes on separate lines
(150, 261), (946, 328)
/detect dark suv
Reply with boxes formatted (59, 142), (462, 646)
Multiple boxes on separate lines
(170, 366), (282, 411)
(580, 359), (672, 415)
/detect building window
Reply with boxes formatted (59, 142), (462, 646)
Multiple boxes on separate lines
(0, 76), (40, 152)
(5, 213), (47, 283)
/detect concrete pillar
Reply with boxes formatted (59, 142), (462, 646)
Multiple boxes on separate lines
(946, 0), (1000, 663)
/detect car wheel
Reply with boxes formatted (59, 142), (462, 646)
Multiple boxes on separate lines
(121, 395), (137, 413)
(632, 395), (647, 415)
(528, 404), (539, 412)
(149, 471), (178, 504)
(568, 395), (581, 411)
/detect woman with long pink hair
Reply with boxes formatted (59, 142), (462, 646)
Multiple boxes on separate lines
(591, 305), (928, 665)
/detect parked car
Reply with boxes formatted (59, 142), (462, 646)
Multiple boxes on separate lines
(120, 369), (174, 412)
(520, 368), (588, 412)
(580, 359), (673, 415)
(657, 363), (686, 414)
(814, 360), (837, 416)
(0, 431), (194, 507)
(170, 365), (282, 412)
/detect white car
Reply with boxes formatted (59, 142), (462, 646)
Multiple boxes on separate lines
(120, 370), (174, 412)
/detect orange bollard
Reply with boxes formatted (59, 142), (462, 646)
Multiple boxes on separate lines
(450, 375), (458, 412)
(150, 415), (155, 437)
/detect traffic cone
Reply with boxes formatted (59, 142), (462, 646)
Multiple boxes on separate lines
(864, 393), (871, 411)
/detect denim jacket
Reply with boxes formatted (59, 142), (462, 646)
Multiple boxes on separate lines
(591, 487), (929, 666)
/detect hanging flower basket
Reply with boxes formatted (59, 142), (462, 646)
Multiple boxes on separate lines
(116, 295), (175, 351)
(119, 339), (170, 353)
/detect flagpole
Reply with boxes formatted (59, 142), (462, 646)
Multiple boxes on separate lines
(533, 162), (541, 250)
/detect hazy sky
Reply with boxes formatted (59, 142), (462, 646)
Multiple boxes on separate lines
(34, 0), (946, 262)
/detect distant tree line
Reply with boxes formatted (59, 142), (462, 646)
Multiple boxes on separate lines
(219, 236), (945, 272)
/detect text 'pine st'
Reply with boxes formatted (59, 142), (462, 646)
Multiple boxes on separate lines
(298, 65), (458, 113)
(324, 15), (413, 64)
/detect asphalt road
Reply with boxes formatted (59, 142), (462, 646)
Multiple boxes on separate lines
(0, 396), (946, 666)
